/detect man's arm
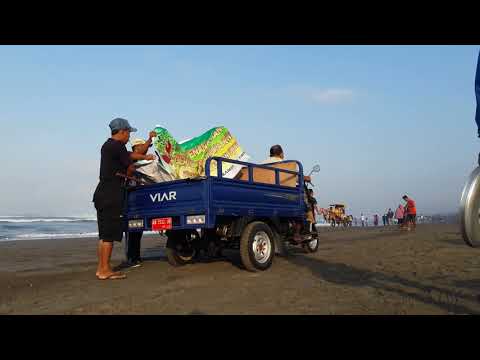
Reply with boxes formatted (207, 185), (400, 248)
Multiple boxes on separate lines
(134, 131), (157, 155)
(119, 145), (155, 169)
(130, 152), (155, 161)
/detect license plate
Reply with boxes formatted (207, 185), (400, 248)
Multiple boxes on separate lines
(151, 217), (172, 231)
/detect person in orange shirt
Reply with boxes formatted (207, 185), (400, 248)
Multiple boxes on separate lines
(402, 195), (417, 231)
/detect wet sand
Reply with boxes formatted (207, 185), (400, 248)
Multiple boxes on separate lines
(1, 224), (480, 314)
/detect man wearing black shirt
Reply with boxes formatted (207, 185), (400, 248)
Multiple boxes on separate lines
(93, 118), (155, 280)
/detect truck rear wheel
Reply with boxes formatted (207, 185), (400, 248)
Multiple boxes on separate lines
(166, 231), (196, 267)
(166, 247), (195, 266)
(240, 221), (275, 272)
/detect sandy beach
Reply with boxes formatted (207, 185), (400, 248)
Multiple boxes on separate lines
(1, 224), (480, 314)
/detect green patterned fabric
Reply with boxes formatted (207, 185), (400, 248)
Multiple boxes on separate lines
(153, 126), (250, 179)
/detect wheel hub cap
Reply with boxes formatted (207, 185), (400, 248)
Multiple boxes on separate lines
(252, 231), (272, 264)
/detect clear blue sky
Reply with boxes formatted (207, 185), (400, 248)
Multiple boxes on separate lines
(1, 45), (478, 217)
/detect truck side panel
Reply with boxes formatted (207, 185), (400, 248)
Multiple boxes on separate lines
(210, 178), (306, 219)
(126, 180), (208, 230)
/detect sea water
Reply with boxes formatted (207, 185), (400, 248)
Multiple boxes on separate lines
(0, 216), (99, 241)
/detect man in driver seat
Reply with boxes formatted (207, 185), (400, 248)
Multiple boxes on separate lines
(260, 144), (314, 242)
(261, 144), (285, 164)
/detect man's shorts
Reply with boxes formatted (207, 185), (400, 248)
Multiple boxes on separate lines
(307, 210), (315, 223)
(406, 214), (416, 223)
(97, 208), (124, 242)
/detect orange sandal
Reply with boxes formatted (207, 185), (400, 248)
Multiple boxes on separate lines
(96, 272), (127, 280)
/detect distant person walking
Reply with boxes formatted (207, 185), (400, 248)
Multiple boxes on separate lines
(382, 214), (387, 226)
(361, 213), (365, 227)
(402, 195), (417, 231)
(387, 208), (394, 225)
(395, 204), (405, 227)
(373, 214), (379, 226)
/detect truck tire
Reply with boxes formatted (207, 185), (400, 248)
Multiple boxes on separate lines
(240, 221), (275, 272)
(166, 247), (195, 266)
(460, 166), (480, 247)
(166, 232), (196, 267)
(303, 237), (319, 253)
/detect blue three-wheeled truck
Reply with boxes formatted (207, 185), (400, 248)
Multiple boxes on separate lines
(125, 157), (320, 272)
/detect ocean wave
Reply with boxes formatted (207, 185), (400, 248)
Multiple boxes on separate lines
(0, 218), (97, 223)
(13, 232), (100, 240)
(1, 231), (158, 241)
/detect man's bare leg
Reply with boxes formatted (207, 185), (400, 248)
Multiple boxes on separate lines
(97, 240), (126, 280)
(97, 240), (113, 278)
(96, 240), (102, 277)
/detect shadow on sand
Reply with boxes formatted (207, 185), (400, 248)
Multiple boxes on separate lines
(141, 244), (245, 270)
(282, 252), (479, 314)
(141, 240), (479, 314)
(453, 279), (480, 293)
(441, 238), (469, 247)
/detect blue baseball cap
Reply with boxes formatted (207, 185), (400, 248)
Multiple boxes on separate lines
(109, 117), (137, 132)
